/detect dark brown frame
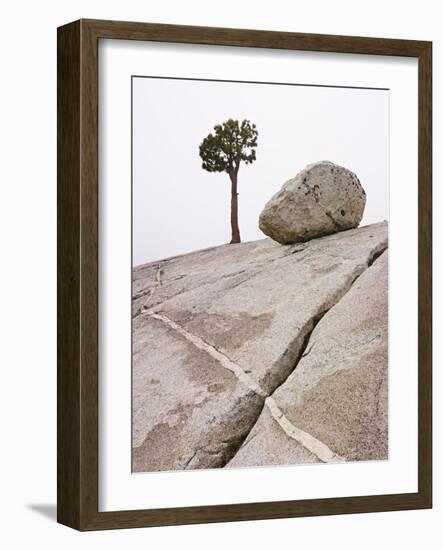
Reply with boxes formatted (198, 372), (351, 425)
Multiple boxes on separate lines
(57, 18), (432, 531)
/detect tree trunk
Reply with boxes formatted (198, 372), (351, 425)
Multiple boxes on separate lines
(229, 172), (241, 244)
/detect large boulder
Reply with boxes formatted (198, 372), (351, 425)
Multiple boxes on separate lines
(259, 161), (366, 244)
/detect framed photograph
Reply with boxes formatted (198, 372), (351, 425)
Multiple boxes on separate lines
(57, 19), (432, 530)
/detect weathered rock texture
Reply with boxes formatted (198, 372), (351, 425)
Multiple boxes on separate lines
(228, 249), (388, 467)
(259, 161), (366, 244)
(132, 222), (388, 472)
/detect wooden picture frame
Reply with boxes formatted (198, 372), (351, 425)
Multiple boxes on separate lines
(57, 19), (432, 530)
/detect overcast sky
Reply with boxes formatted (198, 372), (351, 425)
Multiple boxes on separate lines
(133, 77), (389, 266)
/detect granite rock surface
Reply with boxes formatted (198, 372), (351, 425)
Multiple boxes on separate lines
(228, 249), (388, 467)
(132, 222), (388, 472)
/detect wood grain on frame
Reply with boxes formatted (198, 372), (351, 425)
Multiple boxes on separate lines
(57, 19), (432, 530)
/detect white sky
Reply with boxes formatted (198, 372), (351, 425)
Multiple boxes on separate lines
(133, 77), (389, 266)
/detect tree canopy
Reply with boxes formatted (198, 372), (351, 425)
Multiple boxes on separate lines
(199, 118), (258, 175)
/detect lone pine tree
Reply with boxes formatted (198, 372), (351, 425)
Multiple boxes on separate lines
(199, 119), (258, 243)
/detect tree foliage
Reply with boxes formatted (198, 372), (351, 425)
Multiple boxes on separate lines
(199, 118), (258, 175)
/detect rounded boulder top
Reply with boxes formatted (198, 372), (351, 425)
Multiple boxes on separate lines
(259, 161), (366, 244)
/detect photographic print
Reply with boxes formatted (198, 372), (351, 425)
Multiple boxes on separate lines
(131, 76), (389, 473)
